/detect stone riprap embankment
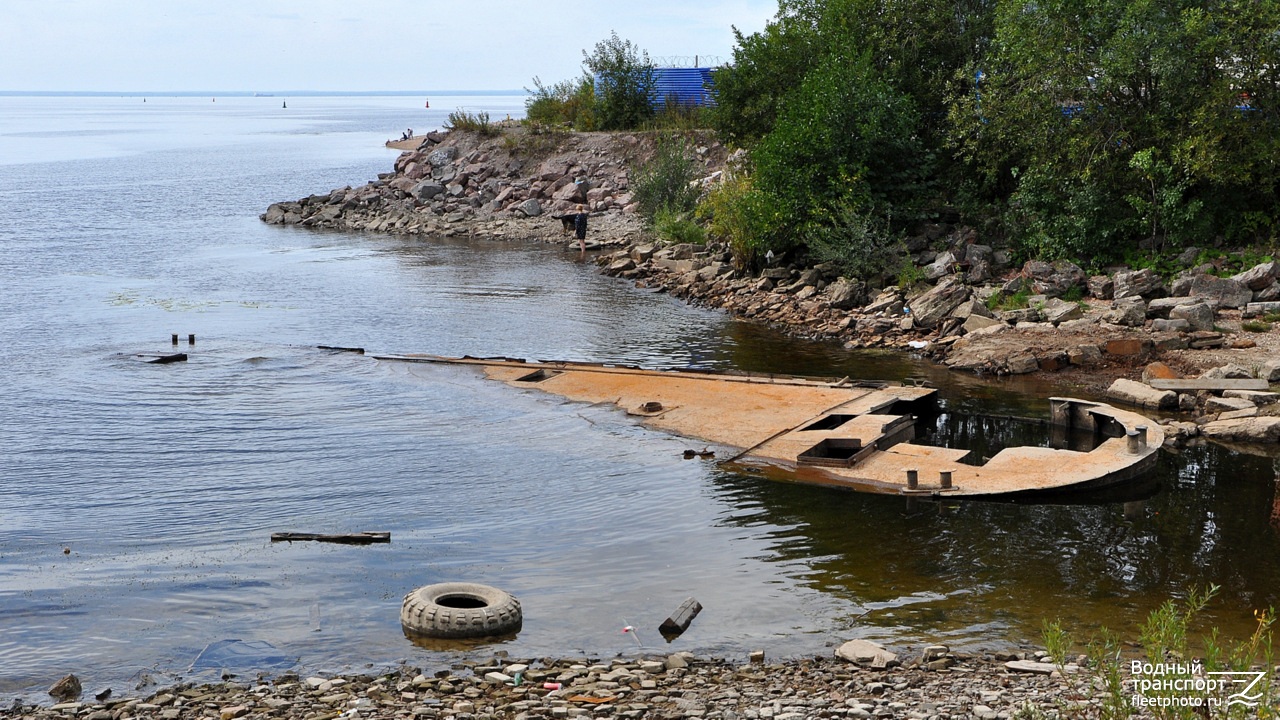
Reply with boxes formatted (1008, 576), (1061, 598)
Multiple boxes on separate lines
(263, 127), (1280, 443)
(13, 644), (1232, 720)
(262, 126), (727, 249)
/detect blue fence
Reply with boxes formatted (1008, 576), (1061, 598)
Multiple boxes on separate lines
(652, 68), (715, 108)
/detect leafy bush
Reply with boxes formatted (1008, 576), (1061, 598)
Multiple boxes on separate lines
(445, 109), (497, 136)
(803, 203), (906, 282)
(630, 136), (701, 221)
(697, 172), (790, 269)
(524, 76), (596, 130)
(652, 207), (705, 245)
(583, 32), (656, 131)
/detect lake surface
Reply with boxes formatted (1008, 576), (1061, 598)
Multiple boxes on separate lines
(2, 95), (1278, 701)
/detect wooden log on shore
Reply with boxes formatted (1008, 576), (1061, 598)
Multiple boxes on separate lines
(270, 531), (390, 545)
(659, 597), (703, 638)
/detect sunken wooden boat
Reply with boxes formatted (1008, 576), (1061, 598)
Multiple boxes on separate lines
(374, 354), (1163, 500)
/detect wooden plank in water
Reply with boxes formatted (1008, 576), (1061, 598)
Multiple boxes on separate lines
(271, 532), (390, 545)
(135, 353), (187, 364)
(1147, 378), (1269, 391)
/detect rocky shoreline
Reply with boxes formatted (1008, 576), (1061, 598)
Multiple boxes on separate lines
(261, 126), (1280, 446)
(8, 645), (1230, 720)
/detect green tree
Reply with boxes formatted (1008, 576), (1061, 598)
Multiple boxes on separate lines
(583, 31), (656, 131)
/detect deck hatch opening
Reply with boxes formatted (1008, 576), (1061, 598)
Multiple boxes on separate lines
(798, 438), (866, 468)
(515, 369), (562, 383)
(801, 414), (856, 432)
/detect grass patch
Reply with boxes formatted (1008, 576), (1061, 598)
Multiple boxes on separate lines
(985, 288), (1031, 311)
(445, 109), (498, 136)
(1243, 320), (1273, 333)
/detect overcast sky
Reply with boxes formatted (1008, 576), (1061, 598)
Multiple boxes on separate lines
(1, 1), (778, 92)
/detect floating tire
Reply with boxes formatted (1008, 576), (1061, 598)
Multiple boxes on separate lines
(400, 582), (522, 639)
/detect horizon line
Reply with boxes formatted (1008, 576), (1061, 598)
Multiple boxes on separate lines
(0, 90), (527, 97)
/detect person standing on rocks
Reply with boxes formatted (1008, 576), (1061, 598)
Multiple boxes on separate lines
(574, 204), (589, 251)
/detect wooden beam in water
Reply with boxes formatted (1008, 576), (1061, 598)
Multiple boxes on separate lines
(271, 532), (390, 545)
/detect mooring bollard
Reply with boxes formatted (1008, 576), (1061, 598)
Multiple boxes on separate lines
(939, 470), (953, 489)
(1126, 428), (1141, 454)
(906, 468), (919, 490)
(1136, 425), (1148, 450)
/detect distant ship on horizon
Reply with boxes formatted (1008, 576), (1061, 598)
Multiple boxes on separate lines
(253, 93), (275, 97)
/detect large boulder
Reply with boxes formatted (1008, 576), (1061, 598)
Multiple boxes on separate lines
(1231, 261), (1280, 291)
(1103, 296), (1147, 327)
(1168, 301), (1214, 331)
(964, 244), (994, 283)
(411, 180), (446, 201)
(1201, 417), (1280, 443)
(825, 278), (867, 310)
(1107, 378), (1177, 410)
(1033, 260), (1086, 297)
(923, 251), (958, 281)
(1040, 297), (1083, 324)
(907, 278), (971, 328)
(836, 639), (898, 669)
(1188, 273), (1253, 309)
(1088, 275), (1115, 300)
(515, 198), (542, 217)
(1114, 268), (1165, 299)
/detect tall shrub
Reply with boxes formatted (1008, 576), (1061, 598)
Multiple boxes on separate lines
(583, 32), (656, 131)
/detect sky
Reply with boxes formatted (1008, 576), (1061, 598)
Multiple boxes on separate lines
(0, 1), (779, 93)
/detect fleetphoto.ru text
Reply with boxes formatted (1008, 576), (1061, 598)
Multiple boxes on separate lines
(1131, 661), (1268, 711)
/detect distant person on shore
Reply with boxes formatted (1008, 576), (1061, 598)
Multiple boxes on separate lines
(574, 204), (588, 251)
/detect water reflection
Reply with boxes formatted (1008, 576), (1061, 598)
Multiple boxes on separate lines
(706, 414), (1280, 647)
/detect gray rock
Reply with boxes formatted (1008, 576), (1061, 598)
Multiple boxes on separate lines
(923, 251), (958, 281)
(1231, 261), (1279, 291)
(1202, 364), (1254, 380)
(963, 314), (1004, 333)
(1088, 275), (1115, 299)
(1147, 296), (1211, 318)
(836, 639), (898, 669)
(1107, 378), (1177, 410)
(950, 298), (994, 320)
(1253, 283), (1280, 302)
(515, 198), (542, 217)
(907, 278), (971, 328)
(1103, 296), (1147, 326)
(1188, 273), (1253, 309)
(1040, 297), (1083, 324)
(1201, 417), (1280, 443)
(865, 289), (904, 314)
(1114, 268), (1165, 299)
(1244, 300), (1280, 318)
(998, 308), (1041, 324)
(1261, 359), (1280, 382)
(1150, 318), (1190, 333)
(1068, 344), (1103, 365)
(1206, 396), (1257, 413)
(1169, 301), (1214, 331)
(825, 278), (867, 310)
(427, 147), (458, 166)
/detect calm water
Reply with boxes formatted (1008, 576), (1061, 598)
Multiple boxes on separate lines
(2, 96), (1278, 702)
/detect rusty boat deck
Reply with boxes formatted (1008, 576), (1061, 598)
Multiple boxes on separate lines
(375, 354), (1163, 499)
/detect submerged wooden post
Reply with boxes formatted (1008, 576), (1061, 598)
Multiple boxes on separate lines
(188, 334), (196, 345)
(171, 333), (179, 345)
(906, 469), (919, 490)
(939, 470), (953, 489)
(659, 597), (702, 638)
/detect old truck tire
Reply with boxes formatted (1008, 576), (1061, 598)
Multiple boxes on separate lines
(401, 582), (522, 639)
